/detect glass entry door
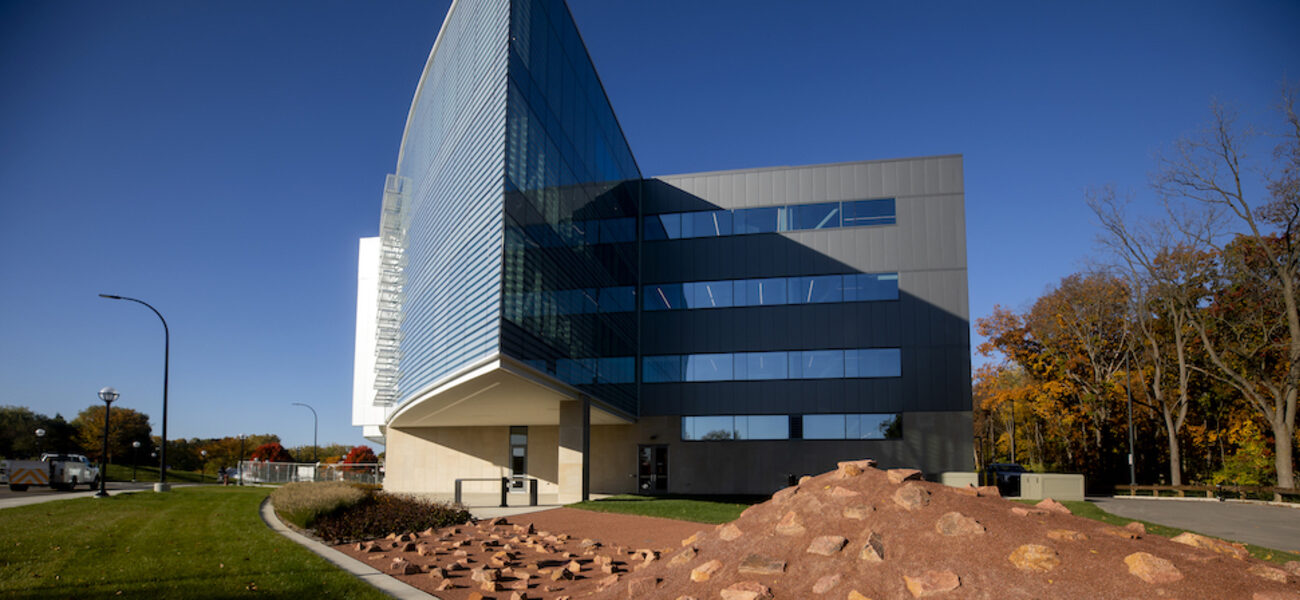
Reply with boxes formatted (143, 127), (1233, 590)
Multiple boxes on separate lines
(509, 426), (527, 492)
(637, 445), (668, 493)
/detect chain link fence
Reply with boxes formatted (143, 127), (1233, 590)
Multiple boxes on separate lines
(238, 461), (383, 485)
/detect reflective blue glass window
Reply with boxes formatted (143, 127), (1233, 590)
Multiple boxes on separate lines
(683, 416), (735, 440)
(734, 278), (787, 307)
(597, 357), (635, 384)
(857, 414), (902, 439)
(735, 351), (788, 380)
(599, 218), (636, 243)
(598, 286), (635, 313)
(643, 355), (683, 383)
(734, 207), (781, 234)
(803, 414), (846, 439)
(789, 350), (845, 379)
(788, 275), (844, 304)
(682, 210), (732, 238)
(685, 353), (733, 381)
(644, 283), (685, 310)
(844, 348), (902, 378)
(645, 213), (681, 240)
(556, 358), (595, 385)
(686, 280), (733, 309)
(787, 202), (841, 230)
(843, 273), (899, 301)
(735, 415), (789, 440)
(553, 289), (597, 314)
(842, 198), (896, 227)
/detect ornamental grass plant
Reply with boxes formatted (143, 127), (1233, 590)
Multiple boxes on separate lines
(312, 493), (471, 543)
(270, 480), (366, 529)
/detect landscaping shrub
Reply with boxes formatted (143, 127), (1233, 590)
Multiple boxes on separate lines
(270, 481), (366, 529)
(312, 493), (471, 542)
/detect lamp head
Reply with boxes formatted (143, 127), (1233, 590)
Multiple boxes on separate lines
(98, 294), (123, 300)
(35, 428), (46, 438)
(98, 387), (120, 403)
(133, 441), (141, 448)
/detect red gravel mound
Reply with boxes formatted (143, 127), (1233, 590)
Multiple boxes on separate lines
(591, 460), (1300, 599)
(334, 461), (1300, 599)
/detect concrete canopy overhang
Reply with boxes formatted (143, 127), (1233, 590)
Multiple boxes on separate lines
(386, 353), (633, 428)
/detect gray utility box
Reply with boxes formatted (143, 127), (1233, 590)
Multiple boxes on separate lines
(1020, 473), (1085, 501)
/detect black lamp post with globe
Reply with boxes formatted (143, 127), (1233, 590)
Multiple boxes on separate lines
(34, 428), (45, 459)
(94, 387), (119, 498)
(131, 441), (141, 482)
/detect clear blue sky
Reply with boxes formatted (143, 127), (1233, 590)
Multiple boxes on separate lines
(2, 0), (1297, 450)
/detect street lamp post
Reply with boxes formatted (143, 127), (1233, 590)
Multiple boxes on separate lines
(131, 441), (141, 482)
(99, 294), (171, 492)
(238, 435), (246, 486)
(34, 428), (45, 459)
(290, 403), (318, 463)
(200, 450), (208, 484)
(94, 387), (119, 498)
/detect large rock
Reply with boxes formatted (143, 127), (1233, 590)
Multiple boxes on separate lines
(1035, 498), (1071, 514)
(903, 570), (960, 597)
(893, 484), (931, 511)
(718, 523), (744, 541)
(720, 581), (774, 600)
(859, 531), (885, 562)
(812, 574), (841, 594)
(775, 511), (806, 536)
(935, 512), (985, 536)
(1046, 529), (1088, 542)
(1008, 544), (1060, 572)
(806, 535), (848, 556)
(1124, 552), (1183, 584)
(1247, 564), (1289, 583)
(738, 554), (786, 575)
(690, 559), (722, 582)
(887, 468), (923, 484)
(1170, 532), (1250, 560)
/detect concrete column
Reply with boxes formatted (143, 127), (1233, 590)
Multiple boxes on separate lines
(558, 397), (590, 503)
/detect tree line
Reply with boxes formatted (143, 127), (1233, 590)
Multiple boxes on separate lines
(0, 405), (380, 472)
(975, 90), (1299, 491)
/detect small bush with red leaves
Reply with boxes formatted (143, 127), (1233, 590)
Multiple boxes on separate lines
(312, 493), (471, 542)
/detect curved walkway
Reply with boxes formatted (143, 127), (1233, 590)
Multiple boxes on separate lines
(1091, 496), (1300, 553)
(257, 498), (437, 600)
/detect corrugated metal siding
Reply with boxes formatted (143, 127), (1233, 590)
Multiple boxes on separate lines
(641, 156), (970, 417)
(395, 0), (509, 406)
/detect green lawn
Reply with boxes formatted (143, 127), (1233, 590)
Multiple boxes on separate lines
(1021, 500), (1300, 565)
(0, 486), (388, 599)
(103, 463), (213, 483)
(568, 494), (763, 524)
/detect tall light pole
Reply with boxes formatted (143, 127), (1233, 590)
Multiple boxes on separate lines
(99, 294), (171, 492)
(95, 387), (119, 498)
(1125, 353), (1136, 487)
(238, 434), (246, 486)
(200, 450), (208, 484)
(131, 441), (141, 482)
(291, 402), (318, 463)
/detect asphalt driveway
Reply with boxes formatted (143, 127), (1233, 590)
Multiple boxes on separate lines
(1091, 496), (1300, 553)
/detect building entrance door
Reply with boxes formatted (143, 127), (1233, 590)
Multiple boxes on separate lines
(509, 426), (527, 492)
(637, 445), (668, 493)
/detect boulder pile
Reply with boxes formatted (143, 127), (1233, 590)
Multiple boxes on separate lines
(588, 460), (1299, 599)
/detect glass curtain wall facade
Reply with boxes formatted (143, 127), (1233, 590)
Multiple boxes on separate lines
(499, 0), (641, 415)
(391, 0), (510, 406)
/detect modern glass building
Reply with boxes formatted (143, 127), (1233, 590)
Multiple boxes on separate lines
(352, 0), (971, 499)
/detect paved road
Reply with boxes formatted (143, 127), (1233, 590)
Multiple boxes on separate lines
(1091, 496), (1300, 553)
(0, 482), (160, 509)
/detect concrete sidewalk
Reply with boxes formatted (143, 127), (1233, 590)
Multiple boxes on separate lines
(258, 498), (437, 599)
(1091, 496), (1300, 553)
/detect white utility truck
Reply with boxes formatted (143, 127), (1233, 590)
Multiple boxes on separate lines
(0, 453), (100, 491)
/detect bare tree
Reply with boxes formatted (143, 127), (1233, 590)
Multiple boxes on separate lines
(1090, 189), (1206, 486)
(1151, 92), (1300, 489)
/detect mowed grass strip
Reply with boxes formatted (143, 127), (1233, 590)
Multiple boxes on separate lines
(103, 463), (211, 483)
(568, 494), (762, 524)
(0, 486), (388, 599)
(1026, 500), (1300, 565)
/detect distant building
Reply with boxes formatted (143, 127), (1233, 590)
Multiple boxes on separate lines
(352, 0), (971, 500)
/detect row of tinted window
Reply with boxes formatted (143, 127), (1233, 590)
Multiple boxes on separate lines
(646, 198), (895, 241)
(681, 413), (902, 441)
(645, 273), (897, 311)
(643, 348), (901, 383)
(521, 356), (635, 386)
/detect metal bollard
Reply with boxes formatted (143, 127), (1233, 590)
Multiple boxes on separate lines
(529, 478), (538, 506)
(454, 479), (463, 505)
(500, 477), (509, 508)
